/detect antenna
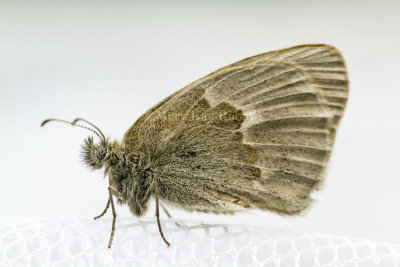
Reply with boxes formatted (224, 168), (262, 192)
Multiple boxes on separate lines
(72, 118), (106, 143)
(41, 118), (104, 142)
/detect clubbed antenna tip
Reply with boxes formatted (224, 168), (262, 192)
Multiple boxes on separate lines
(41, 119), (51, 127)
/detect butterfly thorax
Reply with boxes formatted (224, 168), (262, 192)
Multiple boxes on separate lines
(107, 151), (153, 216)
(81, 136), (152, 216)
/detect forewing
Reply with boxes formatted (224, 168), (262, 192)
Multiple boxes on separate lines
(123, 44), (348, 215)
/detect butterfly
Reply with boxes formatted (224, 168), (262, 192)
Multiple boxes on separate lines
(42, 44), (348, 248)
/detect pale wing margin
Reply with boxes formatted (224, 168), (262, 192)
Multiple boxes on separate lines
(202, 44), (349, 214)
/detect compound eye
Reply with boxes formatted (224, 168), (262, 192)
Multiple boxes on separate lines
(97, 147), (107, 160)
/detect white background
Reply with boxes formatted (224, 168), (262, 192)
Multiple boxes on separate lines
(1, 1), (399, 243)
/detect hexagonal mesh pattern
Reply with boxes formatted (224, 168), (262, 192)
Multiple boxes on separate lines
(0, 217), (399, 267)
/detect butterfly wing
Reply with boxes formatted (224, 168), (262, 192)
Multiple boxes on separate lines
(123, 44), (348, 215)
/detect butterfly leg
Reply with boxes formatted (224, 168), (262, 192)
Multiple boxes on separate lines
(161, 204), (181, 227)
(94, 197), (111, 220)
(109, 186), (123, 198)
(154, 184), (171, 247)
(160, 204), (172, 218)
(94, 186), (121, 221)
(107, 186), (118, 249)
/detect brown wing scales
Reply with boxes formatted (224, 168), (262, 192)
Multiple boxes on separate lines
(123, 44), (349, 215)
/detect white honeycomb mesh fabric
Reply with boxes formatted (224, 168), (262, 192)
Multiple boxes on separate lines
(0, 217), (399, 267)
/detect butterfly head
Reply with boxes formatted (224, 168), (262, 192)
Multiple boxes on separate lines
(41, 117), (118, 171)
(80, 136), (112, 170)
